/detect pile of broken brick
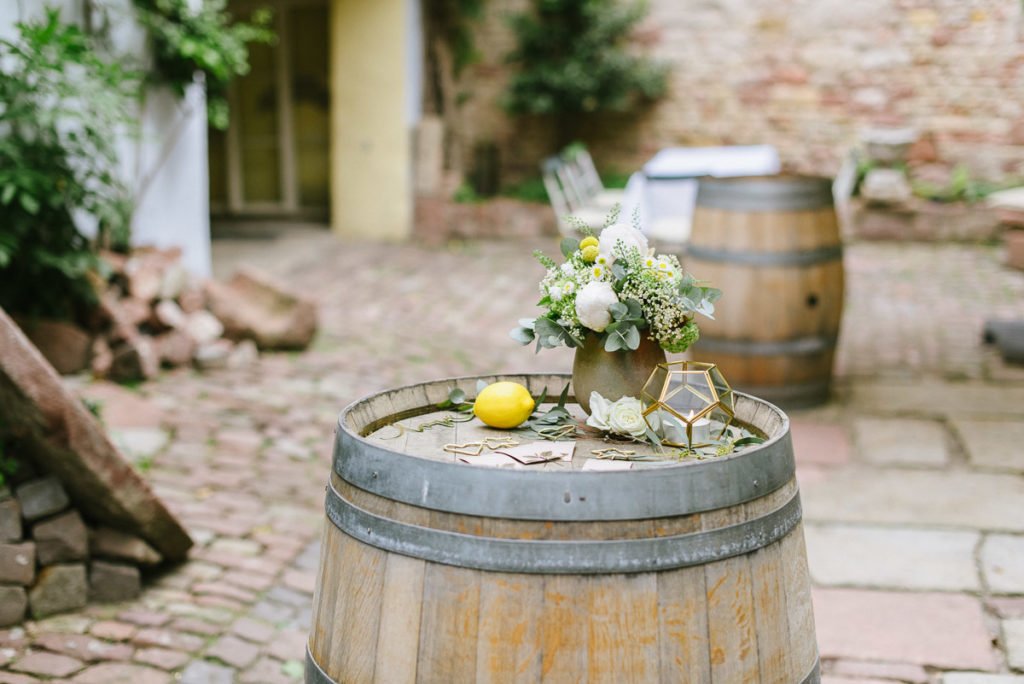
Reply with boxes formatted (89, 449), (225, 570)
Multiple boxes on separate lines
(15, 247), (318, 381)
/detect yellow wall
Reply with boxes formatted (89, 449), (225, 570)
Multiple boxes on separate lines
(329, 0), (410, 239)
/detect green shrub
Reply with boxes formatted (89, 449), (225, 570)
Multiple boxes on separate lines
(503, 0), (668, 143)
(0, 11), (139, 319)
(133, 0), (274, 129)
(501, 176), (550, 203)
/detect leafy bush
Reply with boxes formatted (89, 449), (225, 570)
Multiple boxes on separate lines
(133, 0), (274, 129)
(0, 11), (139, 319)
(504, 0), (668, 140)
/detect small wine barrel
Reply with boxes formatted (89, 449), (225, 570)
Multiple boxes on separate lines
(307, 374), (819, 684)
(688, 176), (844, 408)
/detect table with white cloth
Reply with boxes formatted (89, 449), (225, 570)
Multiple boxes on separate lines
(621, 145), (782, 243)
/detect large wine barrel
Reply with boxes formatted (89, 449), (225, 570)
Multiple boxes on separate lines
(307, 374), (819, 684)
(688, 176), (844, 408)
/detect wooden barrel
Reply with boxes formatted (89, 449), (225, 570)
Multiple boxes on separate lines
(307, 374), (819, 684)
(688, 176), (844, 408)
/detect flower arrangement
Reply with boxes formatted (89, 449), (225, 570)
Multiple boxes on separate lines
(511, 214), (721, 353)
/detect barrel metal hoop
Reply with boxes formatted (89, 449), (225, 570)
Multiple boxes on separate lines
(334, 427), (794, 521)
(697, 177), (835, 211)
(801, 656), (822, 684)
(305, 644), (334, 684)
(325, 481), (802, 575)
(686, 244), (843, 268)
(695, 336), (838, 357)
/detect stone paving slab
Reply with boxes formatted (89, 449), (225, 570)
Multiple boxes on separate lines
(943, 675), (1024, 684)
(951, 418), (1024, 473)
(982, 534), (1024, 594)
(802, 468), (1024, 532)
(854, 417), (950, 466)
(813, 588), (998, 669)
(848, 381), (1024, 418)
(804, 524), (980, 591)
(1006, 619), (1024, 670)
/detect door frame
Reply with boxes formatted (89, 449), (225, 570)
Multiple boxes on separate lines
(212, 0), (328, 218)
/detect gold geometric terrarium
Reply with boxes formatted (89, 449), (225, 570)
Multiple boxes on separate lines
(640, 361), (735, 447)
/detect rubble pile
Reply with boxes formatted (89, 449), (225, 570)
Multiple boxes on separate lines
(16, 247), (318, 380)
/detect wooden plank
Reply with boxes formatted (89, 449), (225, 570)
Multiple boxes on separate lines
(475, 573), (543, 683)
(780, 522), (819, 676)
(374, 553), (426, 684)
(704, 555), (760, 684)
(323, 528), (357, 674)
(416, 563), (481, 683)
(538, 575), (589, 682)
(331, 536), (387, 682)
(748, 540), (793, 682)
(308, 523), (339, 662)
(702, 494), (759, 683)
(586, 573), (659, 683)
(657, 565), (711, 684)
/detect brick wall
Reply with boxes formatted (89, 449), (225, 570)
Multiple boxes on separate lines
(455, 0), (1024, 184)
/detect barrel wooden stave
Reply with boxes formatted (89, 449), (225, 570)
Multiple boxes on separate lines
(689, 178), (844, 408)
(309, 484), (815, 683)
(307, 375), (819, 684)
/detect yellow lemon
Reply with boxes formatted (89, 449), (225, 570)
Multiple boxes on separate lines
(473, 382), (535, 429)
(581, 245), (599, 263)
(579, 236), (599, 249)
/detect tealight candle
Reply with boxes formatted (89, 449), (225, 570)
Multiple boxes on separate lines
(686, 409), (711, 446)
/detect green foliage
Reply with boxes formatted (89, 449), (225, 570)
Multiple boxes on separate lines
(453, 182), (484, 203)
(912, 165), (1005, 204)
(503, 0), (668, 121)
(426, 0), (487, 76)
(133, 0), (274, 129)
(501, 176), (549, 203)
(0, 12), (138, 319)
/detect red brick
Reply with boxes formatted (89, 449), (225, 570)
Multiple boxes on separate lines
(10, 650), (85, 678)
(89, 621), (137, 642)
(206, 635), (259, 669)
(133, 647), (190, 671)
(34, 633), (133, 662)
(70, 662), (172, 684)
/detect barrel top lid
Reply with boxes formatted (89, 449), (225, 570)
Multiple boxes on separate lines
(697, 174), (835, 211)
(337, 374), (788, 470)
(331, 374), (795, 520)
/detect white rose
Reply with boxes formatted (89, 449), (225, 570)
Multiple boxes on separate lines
(607, 396), (650, 439)
(599, 223), (648, 258)
(585, 392), (613, 431)
(574, 281), (618, 332)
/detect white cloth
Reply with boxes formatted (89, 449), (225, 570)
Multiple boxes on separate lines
(622, 145), (782, 244)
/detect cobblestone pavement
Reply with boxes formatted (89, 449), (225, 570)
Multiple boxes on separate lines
(2, 235), (1024, 683)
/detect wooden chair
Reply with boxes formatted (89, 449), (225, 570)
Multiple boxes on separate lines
(541, 157), (607, 235)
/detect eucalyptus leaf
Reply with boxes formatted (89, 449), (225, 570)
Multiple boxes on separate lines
(560, 237), (580, 258)
(509, 326), (536, 345)
(623, 325), (641, 350)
